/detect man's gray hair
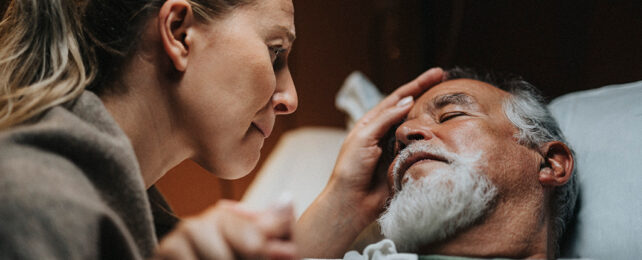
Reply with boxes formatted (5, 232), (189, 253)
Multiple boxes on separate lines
(444, 67), (578, 251)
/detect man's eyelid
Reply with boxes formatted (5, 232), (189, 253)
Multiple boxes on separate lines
(438, 110), (468, 123)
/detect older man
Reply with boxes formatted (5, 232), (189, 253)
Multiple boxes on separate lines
(373, 68), (577, 259)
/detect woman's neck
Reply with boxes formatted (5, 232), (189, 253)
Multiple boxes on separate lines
(100, 54), (193, 188)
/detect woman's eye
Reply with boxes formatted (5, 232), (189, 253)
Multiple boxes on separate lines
(269, 46), (287, 69)
(439, 112), (465, 123)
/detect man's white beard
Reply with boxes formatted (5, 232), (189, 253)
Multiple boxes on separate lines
(378, 142), (498, 252)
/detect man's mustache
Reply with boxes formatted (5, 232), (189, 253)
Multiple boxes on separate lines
(391, 142), (457, 192)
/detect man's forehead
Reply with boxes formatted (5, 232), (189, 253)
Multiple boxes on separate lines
(415, 79), (510, 110)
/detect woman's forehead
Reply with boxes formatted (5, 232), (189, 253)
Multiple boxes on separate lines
(250, 0), (295, 24)
(244, 0), (295, 38)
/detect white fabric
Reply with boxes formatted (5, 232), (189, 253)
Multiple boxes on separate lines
(335, 71), (384, 129)
(548, 80), (642, 259)
(343, 239), (417, 260)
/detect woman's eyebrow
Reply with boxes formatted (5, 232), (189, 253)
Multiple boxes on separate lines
(431, 92), (476, 110)
(274, 25), (296, 43)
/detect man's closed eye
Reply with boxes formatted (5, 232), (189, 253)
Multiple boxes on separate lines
(439, 112), (467, 123)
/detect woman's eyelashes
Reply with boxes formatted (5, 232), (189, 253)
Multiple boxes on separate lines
(269, 46), (287, 70)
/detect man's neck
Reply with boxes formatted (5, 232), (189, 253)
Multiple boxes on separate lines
(417, 195), (550, 259)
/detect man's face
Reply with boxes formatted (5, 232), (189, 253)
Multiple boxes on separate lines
(389, 79), (542, 196)
(379, 79), (544, 250)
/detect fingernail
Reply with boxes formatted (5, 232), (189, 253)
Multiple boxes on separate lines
(426, 67), (441, 73)
(396, 96), (413, 107)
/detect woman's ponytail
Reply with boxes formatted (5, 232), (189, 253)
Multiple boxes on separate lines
(0, 0), (94, 129)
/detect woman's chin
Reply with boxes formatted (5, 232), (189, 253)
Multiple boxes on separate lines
(193, 139), (263, 180)
(204, 154), (260, 180)
(217, 166), (254, 180)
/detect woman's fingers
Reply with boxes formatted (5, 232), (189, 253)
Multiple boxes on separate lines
(390, 67), (444, 99)
(264, 241), (298, 260)
(371, 67), (444, 111)
(153, 223), (203, 260)
(155, 215), (234, 260)
(356, 68), (443, 132)
(353, 67), (443, 142)
(154, 200), (296, 260)
(257, 201), (295, 239)
(355, 97), (414, 142)
(218, 202), (296, 258)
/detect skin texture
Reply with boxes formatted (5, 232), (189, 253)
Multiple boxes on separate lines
(101, 0), (299, 258)
(388, 79), (574, 259)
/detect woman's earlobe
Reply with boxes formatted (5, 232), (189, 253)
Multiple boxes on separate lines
(538, 141), (574, 187)
(159, 0), (194, 72)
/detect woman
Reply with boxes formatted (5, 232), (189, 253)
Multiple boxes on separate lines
(0, 0), (443, 259)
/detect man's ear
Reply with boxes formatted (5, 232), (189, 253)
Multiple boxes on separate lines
(538, 141), (574, 187)
(158, 0), (194, 72)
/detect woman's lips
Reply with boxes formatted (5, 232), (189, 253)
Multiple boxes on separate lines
(252, 121), (273, 138)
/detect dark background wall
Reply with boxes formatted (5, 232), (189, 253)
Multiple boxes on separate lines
(151, 0), (641, 216)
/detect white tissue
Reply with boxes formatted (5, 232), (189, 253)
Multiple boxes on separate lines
(335, 71), (384, 129)
(343, 239), (417, 260)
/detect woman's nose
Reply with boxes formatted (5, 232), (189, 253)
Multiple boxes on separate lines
(272, 71), (298, 115)
(395, 119), (434, 145)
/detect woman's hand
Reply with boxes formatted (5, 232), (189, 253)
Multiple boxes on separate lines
(296, 67), (444, 257)
(154, 200), (296, 260)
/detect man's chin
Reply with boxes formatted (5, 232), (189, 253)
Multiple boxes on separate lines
(378, 168), (497, 252)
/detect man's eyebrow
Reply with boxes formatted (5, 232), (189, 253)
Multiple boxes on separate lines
(431, 93), (476, 110)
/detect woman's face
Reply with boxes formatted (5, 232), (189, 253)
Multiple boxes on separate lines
(175, 0), (297, 179)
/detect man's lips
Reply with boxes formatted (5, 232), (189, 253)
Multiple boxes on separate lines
(396, 151), (449, 188)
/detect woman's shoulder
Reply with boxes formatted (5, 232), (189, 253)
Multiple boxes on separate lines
(0, 91), (140, 182)
(0, 126), (124, 258)
(0, 147), (145, 259)
(0, 89), (143, 221)
(0, 126), (98, 196)
(0, 92), (157, 258)
(0, 91), (143, 202)
(0, 104), (114, 218)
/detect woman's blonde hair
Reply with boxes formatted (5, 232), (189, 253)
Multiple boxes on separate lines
(0, 0), (252, 130)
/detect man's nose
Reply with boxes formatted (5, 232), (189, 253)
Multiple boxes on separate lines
(395, 119), (434, 145)
(272, 70), (298, 115)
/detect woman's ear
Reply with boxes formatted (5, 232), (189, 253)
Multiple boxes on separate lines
(538, 141), (574, 187)
(158, 0), (194, 72)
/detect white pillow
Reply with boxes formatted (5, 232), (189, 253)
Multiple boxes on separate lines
(549, 80), (642, 258)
